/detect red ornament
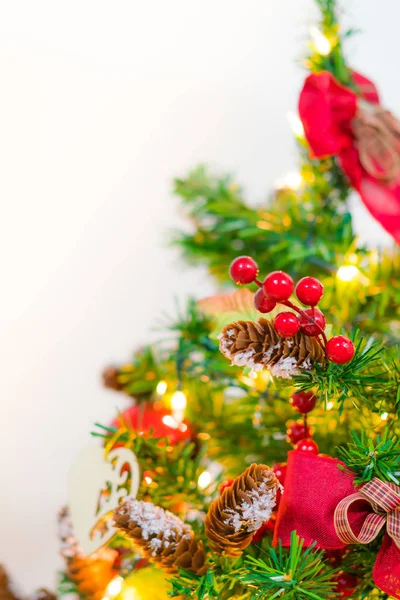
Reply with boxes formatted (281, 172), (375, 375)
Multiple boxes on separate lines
(290, 390), (317, 414)
(326, 336), (355, 364)
(272, 463), (287, 486)
(332, 571), (359, 598)
(274, 312), (300, 337)
(295, 276), (324, 306)
(254, 288), (276, 313)
(287, 420), (311, 444)
(111, 402), (193, 446)
(219, 479), (234, 494)
(299, 308), (326, 337)
(295, 438), (319, 454)
(229, 256), (259, 285)
(263, 271), (294, 302)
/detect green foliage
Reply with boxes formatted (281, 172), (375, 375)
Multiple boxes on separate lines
(337, 428), (400, 485)
(240, 532), (337, 599)
(294, 331), (387, 413)
(57, 571), (79, 597)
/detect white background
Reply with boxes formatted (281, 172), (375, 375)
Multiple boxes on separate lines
(0, 0), (398, 593)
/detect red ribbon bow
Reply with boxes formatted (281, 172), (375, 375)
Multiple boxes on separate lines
(299, 70), (400, 244)
(274, 451), (400, 598)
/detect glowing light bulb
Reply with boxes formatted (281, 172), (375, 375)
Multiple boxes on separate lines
(198, 471), (212, 490)
(275, 172), (303, 190)
(287, 112), (304, 137)
(104, 576), (123, 600)
(170, 390), (187, 425)
(336, 265), (360, 282)
(326, 401), (334, 411)
(380, 412), (389, 421)
(156, 380), (167, 395)
(162, 414), (179, 429)
(171, 390), (187, 411)
(310, 26), (332, 56)
(144, 475), (153, 484)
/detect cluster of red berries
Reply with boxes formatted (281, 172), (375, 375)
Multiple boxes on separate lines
(229, 255), (355, 365)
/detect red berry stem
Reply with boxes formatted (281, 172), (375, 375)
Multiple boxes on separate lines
(254, 278), (263, 288)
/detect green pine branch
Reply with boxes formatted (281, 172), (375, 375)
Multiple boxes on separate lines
(240, 531), (337, 599)
(337, 428), (400, 485)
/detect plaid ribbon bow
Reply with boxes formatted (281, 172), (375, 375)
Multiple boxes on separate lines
(334, 477), (400, 549)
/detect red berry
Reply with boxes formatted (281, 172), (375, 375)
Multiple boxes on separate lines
(263, 271), (294, 302)
(332, 571), (358, 598)
(295, 438), (319, 454)
(295, 276), (324, 306)
(287, 420), (311, 444)
(290, 390), (317, 414)
(229, 256), (259, 285)
(254, 288), (276, 313)
(219, 479), (234, 494)
(272, 463), (287, 485)
(326, 336), (355, 364)
(274, 312), (300, 337)
(299, 308), (326, 336)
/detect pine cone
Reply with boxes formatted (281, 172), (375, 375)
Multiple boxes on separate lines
(102, 367), (124, 391)
(67, 551), (117, 600)
(205, 464), (280, 557)
(219, 318), (325, 379)
(0, 566), (20, 600)
(114, 499), (207, 575)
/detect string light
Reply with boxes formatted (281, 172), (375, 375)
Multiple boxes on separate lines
(275, 172), (303, 190)
(326, 401), (334, 411)
(197, 471), (212, 490)
(103, 576), (123, 600)
(380, 412), (389, 421)
(144, 475), (153, 485)
(171, 390), (187, 425)
(310, 26), (332, 56)
(287, 112), (304, 137)
(336, 265), (360, 282)
(156, 380), (167, 395)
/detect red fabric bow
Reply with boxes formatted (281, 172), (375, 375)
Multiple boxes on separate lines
(299, 70), (400, 244)
(273, 451), (400, 598)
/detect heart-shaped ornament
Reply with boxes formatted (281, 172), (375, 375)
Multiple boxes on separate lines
(68, 446), (140, 555)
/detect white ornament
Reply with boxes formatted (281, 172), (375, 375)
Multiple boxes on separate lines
(68, 446), (140, 555)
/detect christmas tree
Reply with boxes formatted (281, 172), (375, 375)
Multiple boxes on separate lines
(54, 1), (400, 599)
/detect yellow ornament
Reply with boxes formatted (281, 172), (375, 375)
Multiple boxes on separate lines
(114, 565), (172, 600)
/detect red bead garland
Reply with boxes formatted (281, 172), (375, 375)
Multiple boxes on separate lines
(326, 336), (355, 364)
(229, 256), (259, 285)
(287, 420), (311, 444)
(290, 390), (316, 414)
(272, 463), (287, 485)
(295, 438), (319, 454)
